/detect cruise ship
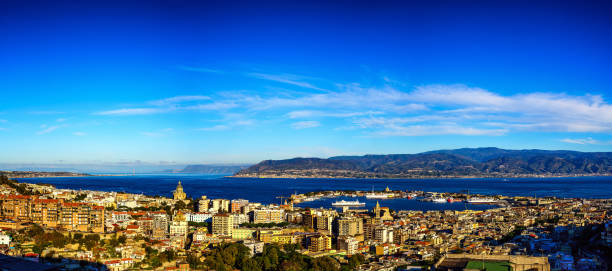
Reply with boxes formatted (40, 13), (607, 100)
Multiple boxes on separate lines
(466, 197), (497, 204)
(365, 193), (394, 199)
(331, 200), (366, 207)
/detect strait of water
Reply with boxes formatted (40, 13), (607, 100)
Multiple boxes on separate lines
(19, 175), (612, 212)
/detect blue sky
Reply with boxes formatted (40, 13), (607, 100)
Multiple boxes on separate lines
(1, 0), (612, 165)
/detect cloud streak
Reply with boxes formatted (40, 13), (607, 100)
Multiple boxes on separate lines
(291, 121), (320, 129)
(560, 137), (612, 145)
(37, 124), (67, 135)
(94, 72), (612, 137)
(248, 72), (327, 91)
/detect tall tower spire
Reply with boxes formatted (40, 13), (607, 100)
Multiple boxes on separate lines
(374, 201), (381, 219)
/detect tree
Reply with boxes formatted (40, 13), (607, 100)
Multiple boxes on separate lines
(174, 200), (186, 211)
(242, 258), (262, 271)
(187, 253), (203, 269)
(311, 256), (340, 271)
(117, 235), (127, 244)
(343, 254), (365, 271)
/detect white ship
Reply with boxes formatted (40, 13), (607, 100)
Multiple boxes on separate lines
(466, 197), (497, 204)
(332, 200), (366, 207)
(432, 197), (447, 203)
(365, 193), (394, 199)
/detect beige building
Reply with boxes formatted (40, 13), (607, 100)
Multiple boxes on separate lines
(336, 216), (363, 236)
(169, 212), (188, 239)
(308, 234), (332, 252)
(0, 195), (104, 233)
(252, 208), (284, 224)
(337, 236), (359, 255)
(212, 213), (233, 236)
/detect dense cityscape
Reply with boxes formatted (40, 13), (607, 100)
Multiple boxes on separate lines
(2, 0), (612, 270)
(0, 175), (610, 270)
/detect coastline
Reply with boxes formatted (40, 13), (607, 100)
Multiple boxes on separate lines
(229, 173), (612, 180)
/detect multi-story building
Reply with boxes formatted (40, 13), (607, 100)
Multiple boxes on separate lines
(307, 234), (332, 252)
(336, 216), (363, 236)
(374, 227), (393, 244)
(0, 195), (31, 221)
(316, 214), (334, 233)
(187, 212), (212, 223)
(0, 195), (104, 233)
(198, 196), (210, 212)
(252, 208), (284, 224)
(137, 217), (153, 236)
(337, 236), (359, 255)
(30, 198), (61, 228)
(152, 212), (169, 240)
(212, 213), (233, 236)
(169, 212), (188, 239)
(231, 199), (249, 213)
(211, 199), (230, 213)
(231, 228), (256, 240)
(231, 213), (249, 227)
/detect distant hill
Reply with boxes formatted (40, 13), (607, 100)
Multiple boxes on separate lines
(176, 164), (250, 174)
(0, 171), (90, 178)
(234, 147), (612, 178)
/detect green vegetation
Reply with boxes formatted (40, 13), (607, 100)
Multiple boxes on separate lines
(497, 226), (525, 244)
(188, 221), (209, 227)
(465, 261), (511, 271)
(202, 243), (364, 271)
(13, 224), (102, 254)
(73, 193), (87, 201)
(0, 175), (40, 195)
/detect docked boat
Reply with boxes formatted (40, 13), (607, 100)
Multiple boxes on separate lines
(466, 197), (497, 204)
(332, 200), (366, 207)
(405, 193), (417, 199)
(432, 197), (447, 203)
(365, 193), (394, 199)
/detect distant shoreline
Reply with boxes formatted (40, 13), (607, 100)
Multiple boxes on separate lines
(229, 173), (612, 179)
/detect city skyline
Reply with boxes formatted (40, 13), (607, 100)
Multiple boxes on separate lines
(1, 1), (612, 164)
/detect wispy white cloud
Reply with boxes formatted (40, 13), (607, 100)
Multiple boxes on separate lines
(353, 117), (507, 136)
(95, 95), (232, 116)
(560, 137), (612, 145)
(287, 110), (383, 119)
(94, 69), (612, 138)
(248, 72), (327, 91)
(177, 65), (222, 74)
(184, 102), (238, 111)
(0, 119), (7, 123)
(141, 128), (174, 137)
(96, 108), (166, 116)
(73, 132), (87, 136)
(56, 118), (67, 122)
(196, 125), (231, 131)
(37, 124), (67, 135)
(291, 120), (321, 129)
(149, 95), (210, 106)
(197, 119), (254, 132)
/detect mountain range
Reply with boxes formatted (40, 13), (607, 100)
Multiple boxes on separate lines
(233, 147), (612, 178)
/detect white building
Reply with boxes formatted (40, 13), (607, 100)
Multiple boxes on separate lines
(0, 233), (11, 246)
(187, 212), (213, 223)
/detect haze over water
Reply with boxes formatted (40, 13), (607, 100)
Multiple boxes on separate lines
(21, 175), (612, 211)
